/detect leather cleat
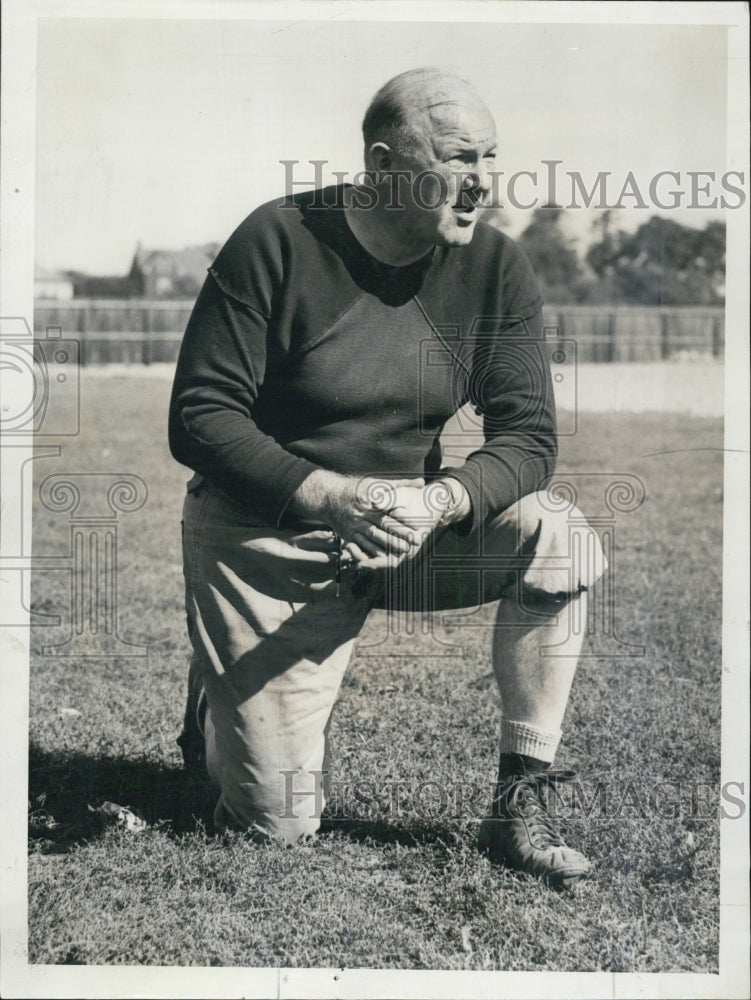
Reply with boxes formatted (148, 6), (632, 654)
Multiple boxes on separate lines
(478, 767), (592, 891)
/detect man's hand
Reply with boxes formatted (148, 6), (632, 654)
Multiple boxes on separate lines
(289, 469), (426, 561)
(290, 471), (472, 571)
(348, 477), (472, 571)
(390, 478), (471, 530)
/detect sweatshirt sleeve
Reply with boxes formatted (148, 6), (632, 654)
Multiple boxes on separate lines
(440, 262), (558, 529)
(168, 271), (319, 524)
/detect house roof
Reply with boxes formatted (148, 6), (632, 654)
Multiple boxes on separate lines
(34, 266), (74, 283)
(132, 243), (219, 283)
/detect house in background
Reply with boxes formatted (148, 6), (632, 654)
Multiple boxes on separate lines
(127, 243), (219, 298)
(67, 270), (137, 298)
(34, 267), (74, 300)
(37, 243), (221, 299)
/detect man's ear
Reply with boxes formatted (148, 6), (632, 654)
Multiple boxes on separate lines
(366, 142), (395, 178)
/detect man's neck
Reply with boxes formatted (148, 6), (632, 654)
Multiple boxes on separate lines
(343, 186), (434, 267)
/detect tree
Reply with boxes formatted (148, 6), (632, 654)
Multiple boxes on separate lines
(517, 207), (583, 303)
(586, 216), (725, 305)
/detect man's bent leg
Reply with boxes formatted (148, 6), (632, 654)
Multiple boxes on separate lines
(182, 483), (372, 844)
(378, 490), (607, 888)
(483, 489), (605, 755)
(492, 587), (586, 761)
(479, 492), (606, 888)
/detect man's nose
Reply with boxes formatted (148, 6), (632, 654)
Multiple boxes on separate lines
(462, 164), (491, 196)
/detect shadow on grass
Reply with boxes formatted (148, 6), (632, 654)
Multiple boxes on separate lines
(29, 740), (467, 858)
(29, 742), (215, 852)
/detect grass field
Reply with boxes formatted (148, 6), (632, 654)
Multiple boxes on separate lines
(27, 369), (724, 971)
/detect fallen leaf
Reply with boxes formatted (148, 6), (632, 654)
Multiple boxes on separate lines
(88, 801), (147, 832)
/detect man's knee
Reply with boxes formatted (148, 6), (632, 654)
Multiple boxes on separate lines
(213, 769), (324, 844)
(490, 491), (608, 601)
(205, 710), (325, 843)
(215, 798), (322, 845)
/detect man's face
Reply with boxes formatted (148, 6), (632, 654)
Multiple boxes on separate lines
(386, 96), (497, 248)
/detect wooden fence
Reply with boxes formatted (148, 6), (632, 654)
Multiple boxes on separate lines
(34, 299), (193, 365)
(542, 305), (724, 363)
(34, 299), (725, 365)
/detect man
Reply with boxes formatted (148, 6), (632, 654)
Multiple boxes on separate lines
(169, 67), (606, 890)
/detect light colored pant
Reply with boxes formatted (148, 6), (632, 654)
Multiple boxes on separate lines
(181, 480), (605, 842)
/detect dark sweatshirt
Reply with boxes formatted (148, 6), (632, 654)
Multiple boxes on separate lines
(168, 187), (558, 529)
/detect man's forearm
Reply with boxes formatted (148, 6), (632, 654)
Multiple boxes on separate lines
(287, 468), (349, 524)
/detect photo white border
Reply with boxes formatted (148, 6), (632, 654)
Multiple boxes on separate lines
(1, 2), (748, 998)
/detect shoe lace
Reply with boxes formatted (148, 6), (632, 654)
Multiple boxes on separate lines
(501, 769), (578, 848)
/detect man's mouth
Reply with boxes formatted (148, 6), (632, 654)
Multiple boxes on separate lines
(453, 201), (480, 219)
(453, 193), (484, 214)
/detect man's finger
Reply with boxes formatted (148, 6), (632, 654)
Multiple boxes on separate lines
(355, 537), (427, 571)
(353, 551), (403, 572)
(290, 531), (340, 556)
(350, 529), (397, 558)
(371, 512), (421, 544)
(350, 532), (385, 558)
(358, 521), (417, 554)
(343, 541), (369, 563)
(386, 506), (435, 531)
(355, 557), (393, 571)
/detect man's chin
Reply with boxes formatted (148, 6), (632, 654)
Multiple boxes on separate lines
(436, 224), (478, 248)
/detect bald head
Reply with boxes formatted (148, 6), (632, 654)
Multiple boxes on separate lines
(362, 67), (491, 162)
(351, 68), (497, 257)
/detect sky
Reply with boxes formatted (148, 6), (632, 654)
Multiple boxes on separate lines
(35, 15), (731, 275)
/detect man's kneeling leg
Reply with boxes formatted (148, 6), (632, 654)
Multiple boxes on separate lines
(180, 485), (371, 844)
(204, 695), (332, 844)
(191, 617), (362, 844)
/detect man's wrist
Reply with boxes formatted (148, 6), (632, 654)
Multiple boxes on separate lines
(435, 477), (472, 527)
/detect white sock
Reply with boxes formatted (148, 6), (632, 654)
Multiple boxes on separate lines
(499, 717), (561, 764)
